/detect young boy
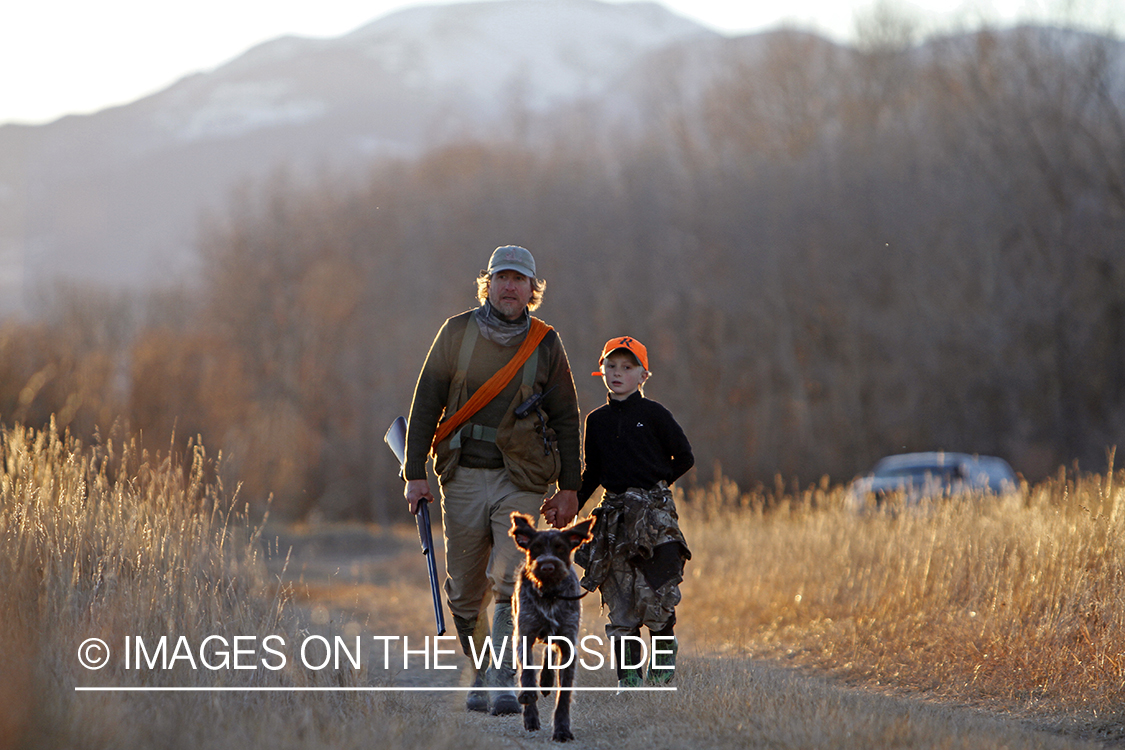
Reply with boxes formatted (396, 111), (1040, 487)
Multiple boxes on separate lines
(574, 336), (694, 687)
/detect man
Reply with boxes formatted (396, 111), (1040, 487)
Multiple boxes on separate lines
(403, 245), (580, 714)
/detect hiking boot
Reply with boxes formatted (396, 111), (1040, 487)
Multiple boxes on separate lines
(646, 636), (677, 685)
(617, 670), (645, 689)
(490, 691), (521, 714)
(489, 599), (520, 715)
(454, 614), (492, 713)
(466, 673), (490, 713)
(615, 636), (645, 690)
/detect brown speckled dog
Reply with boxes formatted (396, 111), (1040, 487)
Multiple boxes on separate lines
(509, 512), (595, 742)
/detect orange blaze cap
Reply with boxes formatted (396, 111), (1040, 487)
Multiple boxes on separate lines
(591, 336), (649, 376)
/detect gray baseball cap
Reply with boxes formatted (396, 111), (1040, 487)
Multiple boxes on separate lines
(487, 245), (536, 278)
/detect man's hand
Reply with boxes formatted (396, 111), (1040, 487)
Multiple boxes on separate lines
(540, 489), (579, 528)
(405, 478), (435, 515)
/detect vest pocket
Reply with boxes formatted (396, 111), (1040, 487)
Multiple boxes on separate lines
(497, 385), (561, 493)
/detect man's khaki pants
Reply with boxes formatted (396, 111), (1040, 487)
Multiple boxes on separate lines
(439, 466), (543, 621)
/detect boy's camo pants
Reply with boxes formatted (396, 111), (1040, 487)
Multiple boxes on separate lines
(575, 482), (690, 638)
(599, 546), (683, 638)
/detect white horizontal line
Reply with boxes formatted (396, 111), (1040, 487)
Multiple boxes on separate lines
(75, 686), (675, 692)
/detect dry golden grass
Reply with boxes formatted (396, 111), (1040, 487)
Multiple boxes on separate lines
(3, 422), (1119, 749)
(0, 424), (480, 750)
(677, 462), (1125, 742)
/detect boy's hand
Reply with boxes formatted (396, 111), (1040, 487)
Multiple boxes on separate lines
(541, 490), (578, 528)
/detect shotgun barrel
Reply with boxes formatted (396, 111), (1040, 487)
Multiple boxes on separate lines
(384, 416), (446, 636)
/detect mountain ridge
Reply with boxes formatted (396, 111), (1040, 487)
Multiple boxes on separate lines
(0, 0), (725, 314)
(0, 1), (1120, 317)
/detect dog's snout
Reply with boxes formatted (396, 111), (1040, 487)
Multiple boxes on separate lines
(536, 558), (558, 576)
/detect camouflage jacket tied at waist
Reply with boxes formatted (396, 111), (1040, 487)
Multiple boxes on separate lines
(575, 482), (691, 592)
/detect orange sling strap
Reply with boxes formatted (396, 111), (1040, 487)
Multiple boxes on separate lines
(431, 317), (553, 450)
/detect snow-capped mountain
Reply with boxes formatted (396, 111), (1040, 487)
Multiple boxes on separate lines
(0, 0), (720, 311)
(151, 0), (713, 146)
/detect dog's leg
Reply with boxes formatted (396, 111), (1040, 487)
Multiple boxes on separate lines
(540, 653), (555, 696)
(551, 641), (575, 742)
(518, 638), (541, 732)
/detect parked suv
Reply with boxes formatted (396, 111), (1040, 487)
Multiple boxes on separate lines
(846, 452), (1018, 511)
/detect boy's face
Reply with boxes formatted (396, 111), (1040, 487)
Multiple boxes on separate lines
(601, 351), (648, 401)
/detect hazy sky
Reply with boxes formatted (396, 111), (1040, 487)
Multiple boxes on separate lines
(1, 0), (1117, 126)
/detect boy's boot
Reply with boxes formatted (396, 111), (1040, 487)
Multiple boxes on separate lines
(488, 599), (521, 715)
(616, 637), (644, 689)
(454, 614), (491, 713)
(646, 620), (677, 685)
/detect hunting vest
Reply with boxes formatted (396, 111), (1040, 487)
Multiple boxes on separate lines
(431, 314), (562, 494)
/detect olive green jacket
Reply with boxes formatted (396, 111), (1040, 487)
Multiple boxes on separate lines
(405, 308), (581, 494)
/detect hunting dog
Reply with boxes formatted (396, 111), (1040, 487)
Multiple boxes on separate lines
(509, 512), (595, 742)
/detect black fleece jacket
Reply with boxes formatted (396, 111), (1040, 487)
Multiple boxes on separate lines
(577, 391), (694, 504)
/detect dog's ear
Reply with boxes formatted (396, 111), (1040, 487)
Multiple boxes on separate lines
(562, 517), (595, 549)
(509, 512), (537, 549)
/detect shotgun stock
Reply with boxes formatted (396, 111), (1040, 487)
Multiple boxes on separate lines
(384, 416), (446, 636)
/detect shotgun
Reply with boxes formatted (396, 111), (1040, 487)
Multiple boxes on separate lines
(384, 416), (446, 636)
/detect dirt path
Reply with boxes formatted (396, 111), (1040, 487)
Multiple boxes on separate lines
(263, 522), (1112, 750)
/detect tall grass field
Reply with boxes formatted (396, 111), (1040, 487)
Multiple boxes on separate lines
(680, 463), (1125, 742)
(2, 424), (1119, 748)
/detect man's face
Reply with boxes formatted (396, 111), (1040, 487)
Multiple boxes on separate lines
(489, 269), (533, 320)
